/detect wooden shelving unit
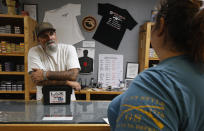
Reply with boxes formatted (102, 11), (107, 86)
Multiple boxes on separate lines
(0, 14), (37, 100)
(0, 91), (25, 94)
(138, 22), (160, 72)
(0, 53), (24, 56)
(0, 33), (24, 37)
(149, 57), (159, 61)
(0, 72), (24, 75)
(0, 14), (24, 18)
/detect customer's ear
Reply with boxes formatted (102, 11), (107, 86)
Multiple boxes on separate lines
(158, 17), (165, 36)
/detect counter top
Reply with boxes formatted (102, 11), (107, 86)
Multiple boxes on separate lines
(0, 100), (110, 124)
(0, 100), (111, 131)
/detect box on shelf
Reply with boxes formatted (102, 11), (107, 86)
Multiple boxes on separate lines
(0, 41), (24, 54)
(0, 80), (24, 91)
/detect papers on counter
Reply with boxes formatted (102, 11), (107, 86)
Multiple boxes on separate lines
(103, 118), (109, 124)
(42, 116), (73, 121)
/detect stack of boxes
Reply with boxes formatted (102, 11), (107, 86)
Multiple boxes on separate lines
(0, 41), (24, 54)
(14, 26), (21, 34)
(0, 26), (5, 33)
(0, 25), (21, 34)
(4, 62), (14, 71)
(1, 41), (7, 53)
(0, 81), (24, 91)
(5, 25), (11, 33)
(0, 25), (11, 34)
(16, 42), (24, 53)
(0, 61), (24, 72)
(16, 64), (24, 72)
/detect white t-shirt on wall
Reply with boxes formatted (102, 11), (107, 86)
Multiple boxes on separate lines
(28, 44), (81, 100)
(43, 3), (85, 45)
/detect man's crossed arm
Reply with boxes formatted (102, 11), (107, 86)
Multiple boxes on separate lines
(30, 68), (81, 90)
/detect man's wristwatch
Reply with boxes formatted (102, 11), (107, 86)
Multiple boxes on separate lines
(43, 71), (48, 80)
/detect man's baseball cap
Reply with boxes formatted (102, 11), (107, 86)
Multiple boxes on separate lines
(35, 22), (56, 37)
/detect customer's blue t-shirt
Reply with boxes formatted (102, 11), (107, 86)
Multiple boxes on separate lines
(108, 55), (204, 131)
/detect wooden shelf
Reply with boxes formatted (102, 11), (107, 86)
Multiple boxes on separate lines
(149, 57), (159, 60)
(29, 90), (36, 94)
(0, 91), (24, 94)
(0, 33), (24, 37)
(0, 53), (24, 56)
(0, 72), (24, 75)
(0, 14), (24, 19)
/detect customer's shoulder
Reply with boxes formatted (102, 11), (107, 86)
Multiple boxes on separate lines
(138, 67), (167, 81)
(139, 67), (162, 75)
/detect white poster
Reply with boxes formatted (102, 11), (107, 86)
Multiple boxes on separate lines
(98, 54), (123, 88)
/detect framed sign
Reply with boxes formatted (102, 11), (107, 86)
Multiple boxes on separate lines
(125, 62), (139, 79)
(23, 4), (38, 21)
(82, 16), (97, 32)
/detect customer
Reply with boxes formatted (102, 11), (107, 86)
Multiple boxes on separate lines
(28, 22), (81, 100)
(108, 0), (204, 130)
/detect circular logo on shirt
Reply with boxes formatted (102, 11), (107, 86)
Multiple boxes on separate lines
(82, 16), (97, 32)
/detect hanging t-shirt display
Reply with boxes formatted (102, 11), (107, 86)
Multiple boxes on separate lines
(43, 4), (85, 45)
(93, 3), (137, 50)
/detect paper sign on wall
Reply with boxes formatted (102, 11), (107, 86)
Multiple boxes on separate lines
(83, 41), (95, 47)
(98, 54), (123, 88)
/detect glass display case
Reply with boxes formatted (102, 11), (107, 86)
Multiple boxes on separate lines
(0, 100), (110, 131)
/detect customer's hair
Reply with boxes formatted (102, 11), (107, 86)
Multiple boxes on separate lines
(190, 9), (204, 63)
(154, 0), (204, 63)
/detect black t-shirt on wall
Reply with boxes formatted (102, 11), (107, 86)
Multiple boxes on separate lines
(93, 3), (137, 50)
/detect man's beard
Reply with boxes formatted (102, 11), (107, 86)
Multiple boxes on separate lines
(45, 40), (58, 54)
